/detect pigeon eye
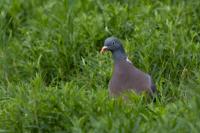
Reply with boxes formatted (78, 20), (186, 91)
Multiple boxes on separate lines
(112, 41), (115, 45)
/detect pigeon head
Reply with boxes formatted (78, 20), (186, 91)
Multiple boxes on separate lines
(100, 37), (127, 61)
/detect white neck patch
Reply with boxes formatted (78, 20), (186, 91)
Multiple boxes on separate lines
(126, 57), (132, 64)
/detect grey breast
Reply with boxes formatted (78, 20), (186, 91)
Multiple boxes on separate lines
(108, 59), (153, 96)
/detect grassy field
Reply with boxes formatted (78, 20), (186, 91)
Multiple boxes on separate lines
(1, 0), (200, 132)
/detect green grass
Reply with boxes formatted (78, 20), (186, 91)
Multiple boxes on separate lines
(1, 0), (200, 132)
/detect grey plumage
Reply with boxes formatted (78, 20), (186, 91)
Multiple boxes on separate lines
(101, 37), (156, 96)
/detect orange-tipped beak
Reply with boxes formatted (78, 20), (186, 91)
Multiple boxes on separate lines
(100, 46), (108, 54)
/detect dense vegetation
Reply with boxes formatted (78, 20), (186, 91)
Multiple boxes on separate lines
(1, 0), (200, 132)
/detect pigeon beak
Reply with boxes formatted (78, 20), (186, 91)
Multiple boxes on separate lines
(100, 46), (108, 54)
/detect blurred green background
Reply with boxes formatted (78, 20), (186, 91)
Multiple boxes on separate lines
(0, 0), (200, 132)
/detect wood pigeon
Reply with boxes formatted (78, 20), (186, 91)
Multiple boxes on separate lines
(100, 37), (156, 96)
